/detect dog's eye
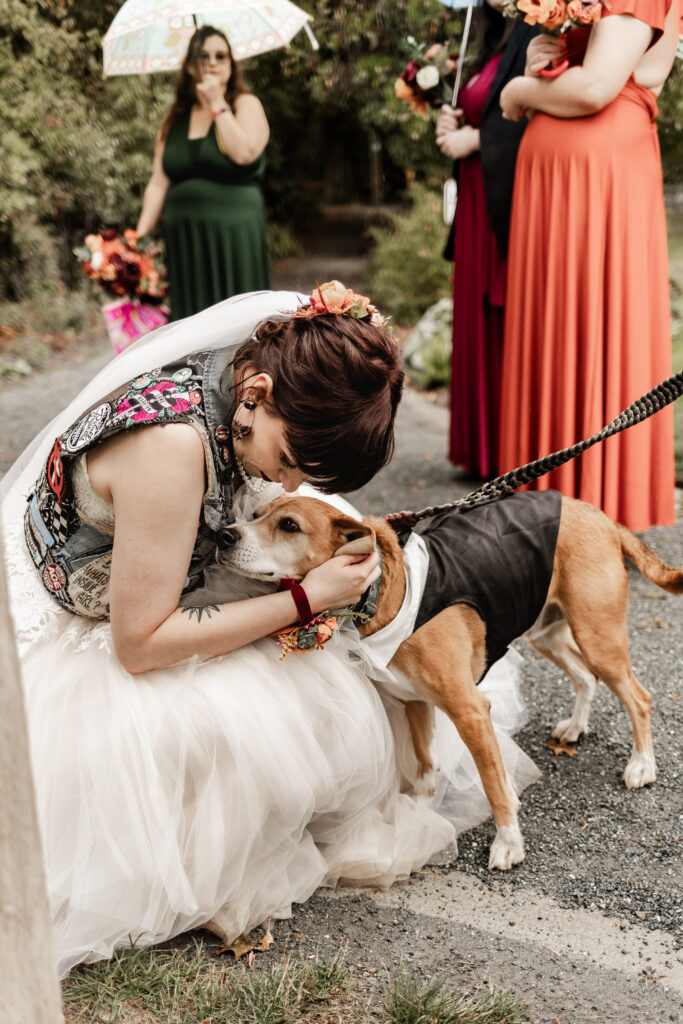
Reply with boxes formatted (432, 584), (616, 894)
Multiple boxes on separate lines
(278, 517), (301, 533)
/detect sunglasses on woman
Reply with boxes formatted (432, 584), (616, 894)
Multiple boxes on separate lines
(199, 52), (231, 67)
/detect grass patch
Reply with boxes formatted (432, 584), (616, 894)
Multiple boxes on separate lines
(61, 939), (533, 1024)
(0, 287), (108, 382)
(62, 939), (351, 1024)
(383, 968), (531, 1024)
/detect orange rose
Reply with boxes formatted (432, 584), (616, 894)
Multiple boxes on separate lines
(394, 76), (428, 115)
(518, 0), (567, 29)
(567, 0), (601, 22)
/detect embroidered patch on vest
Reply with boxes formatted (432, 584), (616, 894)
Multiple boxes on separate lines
(64, 403), (112, 454)
(43, 562), (67, 592)
(47, 438), (65, 501)
(113, 379), (203, 426)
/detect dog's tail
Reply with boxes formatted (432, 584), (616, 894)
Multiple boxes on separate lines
(617, 525), (683, 594)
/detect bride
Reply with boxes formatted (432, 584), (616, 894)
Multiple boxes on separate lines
(1, 283), (538, 979)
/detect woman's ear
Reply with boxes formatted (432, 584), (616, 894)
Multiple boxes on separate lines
(247, 372), (274, 405)
(332, 518), (376, 557)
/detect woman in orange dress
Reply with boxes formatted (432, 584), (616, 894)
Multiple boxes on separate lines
(498, 0), (680, 531)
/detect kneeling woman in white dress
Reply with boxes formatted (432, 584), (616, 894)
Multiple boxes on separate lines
(1, 284), (538, 979)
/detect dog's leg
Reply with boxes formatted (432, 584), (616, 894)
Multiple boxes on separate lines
(527, 613), (598, 742)
(404, 700), (436, 800)
(566, 618), (656, 789)
(393, 607), (524, 870)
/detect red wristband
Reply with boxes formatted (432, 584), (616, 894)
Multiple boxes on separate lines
(279, 578), (313, 626)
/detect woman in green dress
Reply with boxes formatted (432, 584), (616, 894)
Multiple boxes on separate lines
(136, 26), (271, 320)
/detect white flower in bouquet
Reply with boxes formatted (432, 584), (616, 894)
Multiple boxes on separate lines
(90, 251), (104, 272)
(415, 64), (440, 91)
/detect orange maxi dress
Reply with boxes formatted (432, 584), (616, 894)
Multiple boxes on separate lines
(499, 0), (676, 531)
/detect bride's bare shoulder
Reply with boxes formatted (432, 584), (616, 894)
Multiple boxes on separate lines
(88, 423), (205, 504)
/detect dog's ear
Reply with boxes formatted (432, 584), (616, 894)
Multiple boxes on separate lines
(332, 517), (376, 557)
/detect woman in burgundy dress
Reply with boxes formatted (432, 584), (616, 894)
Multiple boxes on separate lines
(436, 4), (536, 479)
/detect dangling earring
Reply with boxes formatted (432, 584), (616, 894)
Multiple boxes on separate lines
(231, 395), (257, 442)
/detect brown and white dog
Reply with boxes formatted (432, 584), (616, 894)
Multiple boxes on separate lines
(217, 493), (683, 870)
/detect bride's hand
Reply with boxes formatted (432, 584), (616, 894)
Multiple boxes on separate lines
(525, 35), (566, 77)
(302, 552), (380, 611)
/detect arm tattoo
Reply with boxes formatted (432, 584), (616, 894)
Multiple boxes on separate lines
(181, 604), (220, 623)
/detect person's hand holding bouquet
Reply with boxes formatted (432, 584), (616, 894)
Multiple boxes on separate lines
(74, 230), (169, 354)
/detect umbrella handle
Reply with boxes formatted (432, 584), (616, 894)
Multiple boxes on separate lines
(451, 0), (474, 107)
(303, 22), (319, 51)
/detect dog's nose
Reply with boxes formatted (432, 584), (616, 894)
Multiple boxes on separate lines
(217, 526), (239, 549)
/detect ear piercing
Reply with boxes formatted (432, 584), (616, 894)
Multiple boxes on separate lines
(231, 395), (257, 442)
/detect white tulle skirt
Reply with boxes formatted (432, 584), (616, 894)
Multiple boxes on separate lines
(0, 292), (541, 980)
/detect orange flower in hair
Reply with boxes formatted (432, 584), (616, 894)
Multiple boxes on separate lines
(295, 280), (391, 331)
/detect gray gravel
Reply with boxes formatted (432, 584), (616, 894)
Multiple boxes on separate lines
(2, 335), (682, 1023)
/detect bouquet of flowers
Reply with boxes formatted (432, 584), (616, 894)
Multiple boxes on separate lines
(501, 0), (606, 34)
(394, 41), (455, 116)
(74, 229), (169, 355)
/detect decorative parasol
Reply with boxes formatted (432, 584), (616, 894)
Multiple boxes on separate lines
(103, 0), (318, 77)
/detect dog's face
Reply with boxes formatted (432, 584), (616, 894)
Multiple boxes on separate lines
(218, 496), (376, 581)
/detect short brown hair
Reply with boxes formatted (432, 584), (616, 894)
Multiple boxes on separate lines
(232, 315), (404, 493)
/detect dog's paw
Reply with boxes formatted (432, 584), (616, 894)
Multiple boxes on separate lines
(488, 823), (525, 871)
(623, 751), (656, 789)
(409, 770), (436, 804)
(551, 716), (585, 744)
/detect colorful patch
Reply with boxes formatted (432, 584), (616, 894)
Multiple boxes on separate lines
(47, 438), (65, 501)
(64, 403), (112, 454)
(114, 380), (201, 425)
(215, 425), (229, 442)
(45, 496), (71, 547)
(43, 562), (67, 592)
(67, 552), (112, 619)
(172, 367), (193, 384)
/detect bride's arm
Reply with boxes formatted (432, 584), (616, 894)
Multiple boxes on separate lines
(500, 15), (654, 121)
(103, 426), (377, 673)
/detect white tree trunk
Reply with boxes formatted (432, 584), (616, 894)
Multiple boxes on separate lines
(0, 533), (64, 1024)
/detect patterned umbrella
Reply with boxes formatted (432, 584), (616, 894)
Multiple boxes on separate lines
(103, 0), (317, 76)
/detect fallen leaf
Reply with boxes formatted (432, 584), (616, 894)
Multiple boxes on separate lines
(546, 738), (579, 757)
(635, 910), (647, 919)
(259, 922), (275, 951)
(247, 950), (256, 968)
(216, 934), (255, 961)
(668, 694), (681, 701)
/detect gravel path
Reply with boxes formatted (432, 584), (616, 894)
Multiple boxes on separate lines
(1, 342), (682, 1023)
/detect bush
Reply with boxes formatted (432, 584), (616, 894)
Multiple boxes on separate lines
(365, 182), (452, 325)
(403, 296), (453, 388)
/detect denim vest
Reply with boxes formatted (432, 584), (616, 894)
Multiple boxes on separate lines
(24, 344), (242, 618)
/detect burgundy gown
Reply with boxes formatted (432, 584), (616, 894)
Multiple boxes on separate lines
(449, 54), (506, 480)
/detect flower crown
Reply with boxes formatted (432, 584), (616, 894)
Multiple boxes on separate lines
(295, 281), (390, 331)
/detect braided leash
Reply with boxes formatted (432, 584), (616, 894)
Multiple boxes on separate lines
(385, 370), (683, 531)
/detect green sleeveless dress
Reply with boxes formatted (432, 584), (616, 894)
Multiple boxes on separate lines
(161, 111), (271, 320)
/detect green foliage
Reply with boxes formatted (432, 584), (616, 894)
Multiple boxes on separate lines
(658, 63), (683, 185)
(365, 183), (451, 325)
(404, 296), (453, 389)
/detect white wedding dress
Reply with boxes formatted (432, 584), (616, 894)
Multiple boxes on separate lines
(0, 291), (540, 979)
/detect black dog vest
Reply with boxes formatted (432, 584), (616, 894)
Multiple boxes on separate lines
(414, 490), (562, 677)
